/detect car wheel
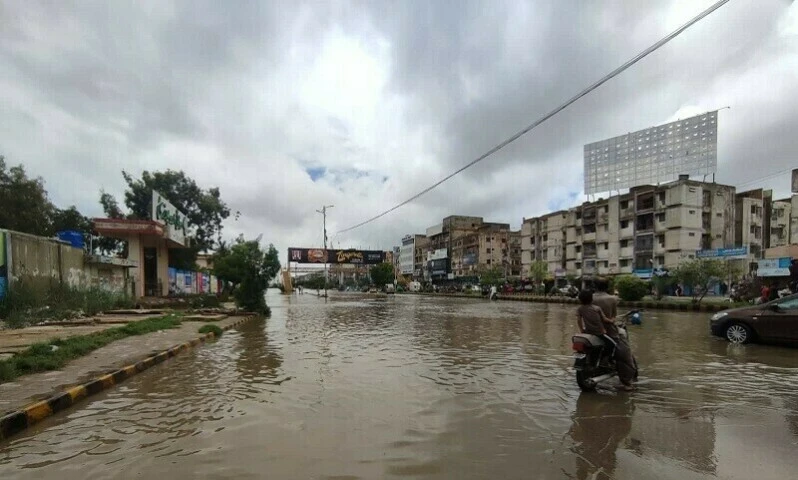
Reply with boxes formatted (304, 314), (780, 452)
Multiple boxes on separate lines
(725, 322), (752, 345)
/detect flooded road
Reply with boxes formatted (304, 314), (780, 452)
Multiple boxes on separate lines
(2, 291), (798, 479)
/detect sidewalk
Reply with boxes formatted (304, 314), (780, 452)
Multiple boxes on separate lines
(0, 314), (251, 416)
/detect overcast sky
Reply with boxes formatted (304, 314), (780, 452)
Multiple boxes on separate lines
(2, 0), (797, 260)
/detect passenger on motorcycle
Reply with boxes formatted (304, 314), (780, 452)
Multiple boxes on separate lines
(576, 289), (635, 391)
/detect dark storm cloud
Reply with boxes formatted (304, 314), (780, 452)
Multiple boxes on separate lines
(1, 0), (796, 257)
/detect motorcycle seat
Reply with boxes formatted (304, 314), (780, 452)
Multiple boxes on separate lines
(572, 333), (606, 347)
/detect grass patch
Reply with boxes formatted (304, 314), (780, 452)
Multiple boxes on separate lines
(198, 324), (223, 337)
(0, 315), (182, 383)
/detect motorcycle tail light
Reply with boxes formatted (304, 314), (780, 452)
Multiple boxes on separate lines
(572, 342), (587, 353)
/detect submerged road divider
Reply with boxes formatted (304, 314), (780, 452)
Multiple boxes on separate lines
(404, 292), (732, 312)
(0, 315), (254, 442)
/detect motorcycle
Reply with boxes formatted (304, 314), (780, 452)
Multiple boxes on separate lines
(571, 310), (640, 392)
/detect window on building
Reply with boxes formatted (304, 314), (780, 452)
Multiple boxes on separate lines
(688, 232), (695, 237)
(620, 239), (629, 248)
(621, 220), (629, 229)
(688, 210), (696, 214)
(658, 192), (666, 203)
(486, 259), (491, 265)
(716, 212), (722, 217)
(620, 200), (629, 209)
(603, 224), (608, 232)
(656, 213), (665, 222)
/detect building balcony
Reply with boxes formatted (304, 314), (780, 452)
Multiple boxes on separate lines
(619, 226), (634, 238)
(620, 246), (634, 258)
(583, 232), (596, 242)
(620, 207), (635, 219)
(597, 249), (610, 260)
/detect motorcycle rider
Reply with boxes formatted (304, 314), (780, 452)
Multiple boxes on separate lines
(576, 289), (635, 391)
(592, 277), (638, 383)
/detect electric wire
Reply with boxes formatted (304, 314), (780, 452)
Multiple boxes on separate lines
(336, 0), (732, 235)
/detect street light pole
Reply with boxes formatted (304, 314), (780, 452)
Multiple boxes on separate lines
(316, 204), (334, 297)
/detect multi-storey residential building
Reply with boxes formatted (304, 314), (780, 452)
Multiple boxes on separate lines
(769, 198), (792, 248)
(413, 236), (429, 279)
(522, 175), (737, 279)
(508, 230), (522, 277)
(399, 234), (426, 279)
(735, 189), (766, 259)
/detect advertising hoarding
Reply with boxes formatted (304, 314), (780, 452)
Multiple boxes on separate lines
(152, 191), (189, 246)
(584, 111), (718, 195)
(756, 257), (792, 277)
(696, 247), (748, 259)
(287, 248), (385, 264)
(428, 258), (448, 276)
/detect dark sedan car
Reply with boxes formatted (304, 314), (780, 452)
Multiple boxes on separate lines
(710, 293), (798, 345)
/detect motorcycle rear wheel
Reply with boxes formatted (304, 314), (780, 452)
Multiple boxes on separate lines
(576, 370), (597, 392)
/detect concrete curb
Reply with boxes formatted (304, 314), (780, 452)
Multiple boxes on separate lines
(0, 315), (255, 442)
(404, 292), (731, 312)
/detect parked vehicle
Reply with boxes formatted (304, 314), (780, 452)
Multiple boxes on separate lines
(571, 310), (640, 392)
(385, 284), (395, 294)
(710, 293), (798, 345)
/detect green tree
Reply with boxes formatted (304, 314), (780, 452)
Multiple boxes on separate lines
(0, 157), (54, 236)
(480, 266), (504, 286)
(673, 258), (730, 305)
(528, 260), (548, 285)
(614, 275), (649, 302)
(212, 236), (280, 314)
(369, 262), (394, 286)
(100, 170), (232, 269)
(0, 157), (95, 245)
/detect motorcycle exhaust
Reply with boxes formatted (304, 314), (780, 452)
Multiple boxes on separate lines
(588, 372), (616, 384)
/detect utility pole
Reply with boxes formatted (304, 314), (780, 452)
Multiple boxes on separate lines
(316, 205), (334, 297)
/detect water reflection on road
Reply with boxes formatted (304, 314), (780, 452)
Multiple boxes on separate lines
(2, 291), (798, 479)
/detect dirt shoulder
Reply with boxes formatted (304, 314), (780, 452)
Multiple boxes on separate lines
(0, 315), (250, 415)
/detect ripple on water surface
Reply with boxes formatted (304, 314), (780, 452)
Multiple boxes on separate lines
(2, 292), (798, 479)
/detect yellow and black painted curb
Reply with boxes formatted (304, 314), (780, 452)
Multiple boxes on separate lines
(0, 315), (255, 442)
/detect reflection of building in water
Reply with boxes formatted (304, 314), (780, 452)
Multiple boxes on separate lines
(629, 407), (716, 475)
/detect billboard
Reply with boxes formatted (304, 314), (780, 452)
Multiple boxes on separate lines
(287, 248), (385, 264)
(584, 111), (718, 195)
(696, 247), (748, 259)
(756, 257), (792, 277)
(427, 258), (448, 276)
(152, 191), (189, 246)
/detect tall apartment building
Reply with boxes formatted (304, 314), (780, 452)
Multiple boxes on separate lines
(735, 189), (767, 258)
(769, 198), (792, 248)
(399, 234), (426, 279)
(413, 236), (429, 279)
(420, 216), (522, 281)
(522, 175), (737, 279)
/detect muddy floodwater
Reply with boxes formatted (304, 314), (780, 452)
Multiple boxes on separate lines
(2, 292), (798, 479)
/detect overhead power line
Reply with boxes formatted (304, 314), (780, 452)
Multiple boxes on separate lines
(336, 0), (732, 235)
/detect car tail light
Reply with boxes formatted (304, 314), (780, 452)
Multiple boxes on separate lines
(572, 342), (587, 353)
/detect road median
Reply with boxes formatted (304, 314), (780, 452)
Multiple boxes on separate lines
(404, 291), (733, 312)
